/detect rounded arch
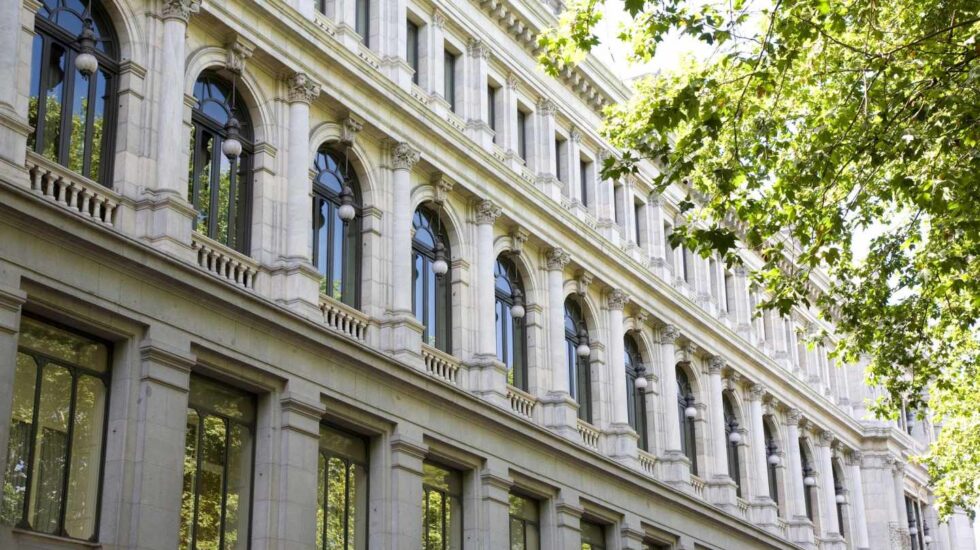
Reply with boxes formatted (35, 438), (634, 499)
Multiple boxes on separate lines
(184, 47), (274, 145)
(491, 242), (538, 302)
(309, 121), (379, 207)
(561, 289), (602, 341)
(92, 0), (144, 62)
(409, 194), (466, 260)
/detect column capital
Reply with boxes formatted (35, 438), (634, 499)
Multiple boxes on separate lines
(733, 264), (748, 277)
(536, 97), (557, 115)
(546, 247), (571, 271)
(161, 0), (199, 21)
(817, 430), (835, 447)
(607, 289), (629, 311)
(506, 72), (519, 90)
(287, 72), (321, 104)
(432, 8), (447, 28)
(467, 38), (490, 59)
(707, 355), (726, 374)
(888, 455), (906, 474)
(392, 142), (421, 170)
(659, 324), (680, 345)
(569, 126), (582, 143)
(748, 383), (766, 401)
(575, 270), (593, 296)
(475, 199), (502, 225)
(849, 450), (864, 465)
(785, 407), (804, 426)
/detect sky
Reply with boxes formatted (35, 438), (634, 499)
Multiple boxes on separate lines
(584, 3), (980, 544)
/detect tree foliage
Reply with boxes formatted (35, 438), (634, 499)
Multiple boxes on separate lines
(539, 0), (980, 517)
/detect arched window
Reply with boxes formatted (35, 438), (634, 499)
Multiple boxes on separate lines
(312, 146), (360, 306)
(494, 256), (527, 390)
(763, 418), (780, 508)
(564, 298), (592, 423)
(800, 440), (815, 521)
(188, 70), (253, 253)
(412, 206), (451, 352)
(723, 392), (742, 497)
(624, 335), (648, 451)
(833, 461), (847, 540)
(677, 367), (698, 475)
(29, 0), (118, 185)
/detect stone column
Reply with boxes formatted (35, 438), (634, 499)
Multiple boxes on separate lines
(658, 325), (690, 485)
(816, 432), (843, 545)
(465, 40), (493, 148)
(533, 98), (560, 200)
(383, 143), (424, 361)
(647, 194), (667, 272)
(116, 340), (195, 550)
(0, 0), (33, 170)
(145, 0), (200, 257)
(731, 266), (752, 339)
(891, 458), (910, 541)
(785, 409), (815, 546)
(747, 384), (778, 526)
(380, 0), (412, 88)
(848, 451), (871, 550)
(564, 128), (582, 202)
(389, 432), (427, 549)
(541, 247), (577, 436)
(0, 282), (26, 491)
(706, 356), (737, 509)
(471, 200), (507, 406)
(277, 394), (326, 550)
(280, 73), (322, 317)
(606, 289), (637, 465)
(500, 74), (519, 161)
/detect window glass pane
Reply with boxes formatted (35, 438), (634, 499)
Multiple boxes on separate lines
(88, 69), (107, 181)
(19, 317), (108, 372)
(446, 492), (461, 550)
(1, 354), (38, 525)
(342, 218), (359, 308)
(28, 34), (43, 151)
(64, 374), (106, 539)
(216, 153), (233, 246)
(422, 488), (443, 549)
(42, 43), (67, 162)
(413, 253), (424, 321)
(68, 68), (89, 174)
(355, 0), (369, 44)
(320, 424), (367, 464)
(331, 212), (345, 301)
(495, 300), (504, 365)
(316, 197), (330, 282)
(510, 516), (525, 550)
(30, 364), (72, 533)
(508, 494), (538, 522)
(179, 409), (199, 550)
(350, 461), (368, 550)
(224, 422), (252, 550)
(195, 415), (227, 549)
(317, 452), (326, 550)
(422, 462), (460, 495)
(581, 521), (604, 549)
(194, 133), (214, 234)
(188, 376), (256, 423)
(325, 456), (346, 549)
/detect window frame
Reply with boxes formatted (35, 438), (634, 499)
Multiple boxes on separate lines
(29, 0), (120, 187)
(311, 145), (362, 308)
(407, 20), (420, 85)
(317, 422), (370, 550)
(421, 461), (463, 550)
(516, 110), (528, 161)
(507, 492), (540, 550)
(443, 49), (457, 112)
(412, 205), (453, 352)
(624, 335), (648, 451)
(564, 298), (592, 423)
(495, 256), (528, 390)
(722, 393), (742, 497)
(676, 367), (698, 475)
(3, 315), (112, 541)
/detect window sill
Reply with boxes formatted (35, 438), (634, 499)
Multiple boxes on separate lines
(11, 527), (101, 548)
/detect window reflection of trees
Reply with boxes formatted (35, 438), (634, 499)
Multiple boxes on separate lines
(316, 424), (368, 550)
(421, 462), (462, 550)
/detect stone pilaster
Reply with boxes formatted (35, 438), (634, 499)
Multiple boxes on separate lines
(465, 40), (493, 148)
(848, 451), (871, 550)
(0, 282), (26, 495)
(389, 432), (427, 549)
(747, 384), (779, 528)
(706, 356), (737, 511)
(606, 289), (638, 466)
(469, 199), (507, 407)
(657, 325), (690, 486)
(816, 432), (845, 548)
(540, 247), (578, 437)
(785, 409), (816, 548)
(479, 462), (512, 550)
(533, 98), (560, 199)
(275, 394), (326, 550)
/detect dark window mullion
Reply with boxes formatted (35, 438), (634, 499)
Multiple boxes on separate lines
(81, 69), (97, 177)
(56, 368), (80, 536)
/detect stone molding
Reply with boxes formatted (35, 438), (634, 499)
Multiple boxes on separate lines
(341, 116), (363, 145)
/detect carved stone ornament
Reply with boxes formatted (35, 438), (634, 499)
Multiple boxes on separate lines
(660, 324), (680, 345)
(785, 408), (803, 426)
(287, 73), (320, 105)
(708, 355), (726, 374)
(733, 265), (748, 277)
(575, 270), (592, 296)
(506, 73), (519, 90)
(509, 228), (528, 256)
(475, 200), (501, 225)
(818, 430), (835, 447)
(749, 383), (766, 401)
(467, 39), (490, 59)
(546, 247), (570, 271)
(432, 9), (447, 29)
(341, 116), (363, 146)
(849, 450), (864, 466)
(535, 97), (557, 116)
(569, 127), (582, 143)
(432, 174), (454, 205)
(161, 0), (200, 21)
(391, 142), (420, 170)
(607, 289), (628, 311)
(225, 37), (254, 75)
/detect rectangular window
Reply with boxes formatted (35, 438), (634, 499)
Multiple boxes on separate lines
(580, 160), (590, 207)
(580, 520), (606, 550)
(355, 0), (370, 46)
(634, 201), (643, 244)
(180, 375), (256, 550)
(516, 110), (528, 161)
(613, 184), (625, 226)
(555, 137), (565, 183)
(444, 50), (457, 112)
(407, 21), (420, 85)
(1, 317), (111, 540)
(508, 493), (540, 550)
(422, 462), (462, 550)
(487, 85), (497, 135)
(317, 424), (369, 550)
(724, 271), (735, 313)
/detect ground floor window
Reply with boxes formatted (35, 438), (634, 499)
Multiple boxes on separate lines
(508, 493), (539, 550)
(580, 520), (606, 550)
(422, 461), (462, 550)
(1, 317), (110, 541)
(317, 423), (368, 549)
(179, 375), (255, 550)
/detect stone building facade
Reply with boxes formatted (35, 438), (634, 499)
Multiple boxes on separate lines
(0, 0), (975, 548)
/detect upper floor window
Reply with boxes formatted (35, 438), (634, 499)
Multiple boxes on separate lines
(763, 419), (780, 509)
(677, 367), (698, 475)
(624, 335), (648, 451)
(516, 110), (528, 161)
(724, 270), (735, 313)
(564, 297), (592, 423)
(180, 375), (255, 550)
(580, 520), (606, 550)
(799, 440), (816, 522)
(832, 462), (846, 542)
(407, 20), (419, 85)
(579, 159), (591, 207)
(317, 423), (368, 549)
(508, 493), (539, 550)
(554, 136), (566, 184)
(312, 145), (361, 307)
(444, 49), (457, 112)
(1, 317), (110, 540)
(188, 70), (253, 253)
(355, 0), (370, 46)
(722, 392), (742, 497)
(422, 462), (462, 550)
(487, 84), (498, 137)
(29, 0), (118, 185)
(413, 206), (452, 352)
(495, 256), (527, 390)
